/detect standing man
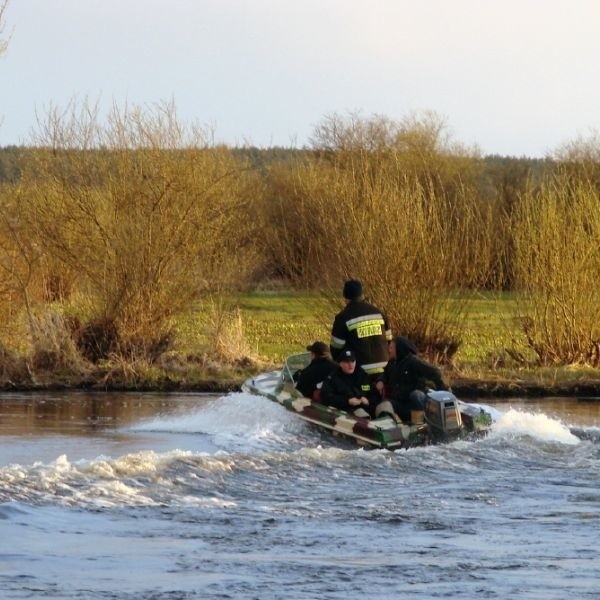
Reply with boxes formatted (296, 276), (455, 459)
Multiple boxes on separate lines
(330, 279), (392, 378)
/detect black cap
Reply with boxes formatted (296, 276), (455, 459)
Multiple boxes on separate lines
(339, 349), (356, 362)
(306, 341), (328, 355)
(343, 279), (363, 300)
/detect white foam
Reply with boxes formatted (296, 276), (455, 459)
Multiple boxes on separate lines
(82, 449), (192, 478)
(489, 408), (580, 445)
(0, 448), (250, 508)
(133, 392), (290, 431)
(129, 391), (304, 452)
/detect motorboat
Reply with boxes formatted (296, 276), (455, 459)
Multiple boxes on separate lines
(242, 353), (494, 450)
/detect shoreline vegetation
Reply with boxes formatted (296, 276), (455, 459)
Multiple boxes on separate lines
(0, 290), (598, 399)
(0, 104), (599, 399)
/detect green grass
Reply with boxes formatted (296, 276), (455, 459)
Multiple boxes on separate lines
(178, 289), (521, 367)
(237, 291), (332, 361)
(180, 289), (600, 387)
(10, 288), (597, 390)
(233, 289), (524, 367)
(173, 290), (330, 364)
(451, 290), (524, 364)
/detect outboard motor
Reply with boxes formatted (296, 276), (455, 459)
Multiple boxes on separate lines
(424, 390), (463, 438)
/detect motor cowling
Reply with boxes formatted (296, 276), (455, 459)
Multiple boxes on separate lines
(424, 390), (463, 436)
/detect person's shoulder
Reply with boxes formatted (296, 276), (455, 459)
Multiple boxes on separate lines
(404, 353), (422, 367)
(355, 365), (370, 378)
(412, 354), (441, 374)
(359, 299), (384, 313)
(324, 367), (339, 380)
(411, 354), (429, 366)
(318, 356), (336, 365)
(322, 371), (338, 388)
(334, 305), (349, 318)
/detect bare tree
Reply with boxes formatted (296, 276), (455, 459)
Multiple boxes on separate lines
(0, 0), (9, 57)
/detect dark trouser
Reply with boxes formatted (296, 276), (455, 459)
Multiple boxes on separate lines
(392, 390), (426, 423)
(366, 372), (386, 419)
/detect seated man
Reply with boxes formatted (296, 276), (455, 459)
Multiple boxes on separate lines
(295, 341), (337, 400)
(320, 349), (378, 418)
(375, 336), (449, 424)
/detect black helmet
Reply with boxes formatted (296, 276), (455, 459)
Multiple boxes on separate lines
(342, 279), (363, 300)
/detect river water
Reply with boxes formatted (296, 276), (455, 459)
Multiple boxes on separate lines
(0, 391), (598, 599)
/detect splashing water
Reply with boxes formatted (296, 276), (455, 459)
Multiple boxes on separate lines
(489, 408), (580, 444)
(129, 392), (306, 452)
(0, 391), (597, 598)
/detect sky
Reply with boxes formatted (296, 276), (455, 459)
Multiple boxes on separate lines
(1, 0), (600, 157)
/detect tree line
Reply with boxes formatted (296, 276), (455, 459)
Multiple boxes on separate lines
(0, 104), (598, 383)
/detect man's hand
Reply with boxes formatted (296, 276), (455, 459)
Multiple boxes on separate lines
(350, 397), (370, 407)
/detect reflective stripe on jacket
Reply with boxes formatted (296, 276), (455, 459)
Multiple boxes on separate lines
(330, 299), (392, 374)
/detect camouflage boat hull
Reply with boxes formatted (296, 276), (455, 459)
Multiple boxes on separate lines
(242, 354), (492, 450)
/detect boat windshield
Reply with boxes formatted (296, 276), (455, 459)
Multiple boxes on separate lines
(281, 352), (311, 385)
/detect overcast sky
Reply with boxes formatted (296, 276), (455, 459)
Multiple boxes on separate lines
(1, 0), (599, 156)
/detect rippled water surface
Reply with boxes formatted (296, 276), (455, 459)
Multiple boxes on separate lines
(0, 391), (598, 599)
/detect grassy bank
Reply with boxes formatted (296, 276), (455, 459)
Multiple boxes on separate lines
(177, 290), (600, 397)
(0, 289), (599, 396)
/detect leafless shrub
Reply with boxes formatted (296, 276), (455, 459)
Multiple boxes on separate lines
(15, 99), (260, 360)
(29, 310), (89, 374)
(0, 1), (10, 58)
(551, 129), (600, 191)
(0, 340), (28, 385)
(262, 112), (492, 360)
(512, 169), (600, 365)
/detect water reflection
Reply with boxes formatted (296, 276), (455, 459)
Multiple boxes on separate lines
(0, 391), (217, 436)
(0, 391), (220, 466)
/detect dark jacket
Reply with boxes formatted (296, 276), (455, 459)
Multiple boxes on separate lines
(330, 299), (392, 376)
(295, 356), (337, 399)
(378, 336), (447, 404)
(320, 365), (376, 414)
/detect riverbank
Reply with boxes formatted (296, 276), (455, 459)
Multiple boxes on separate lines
(1, 290), (599, 399)
(1, 370), (599, 399)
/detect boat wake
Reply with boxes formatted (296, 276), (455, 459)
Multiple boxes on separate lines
(1, 392), (596, 511)
(129, 392), (310, 452)
(73, 393), (600, 455)
(569, 425), (600, 443)
(0, 443), (388, 510)
(488, 408), (581, 444)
